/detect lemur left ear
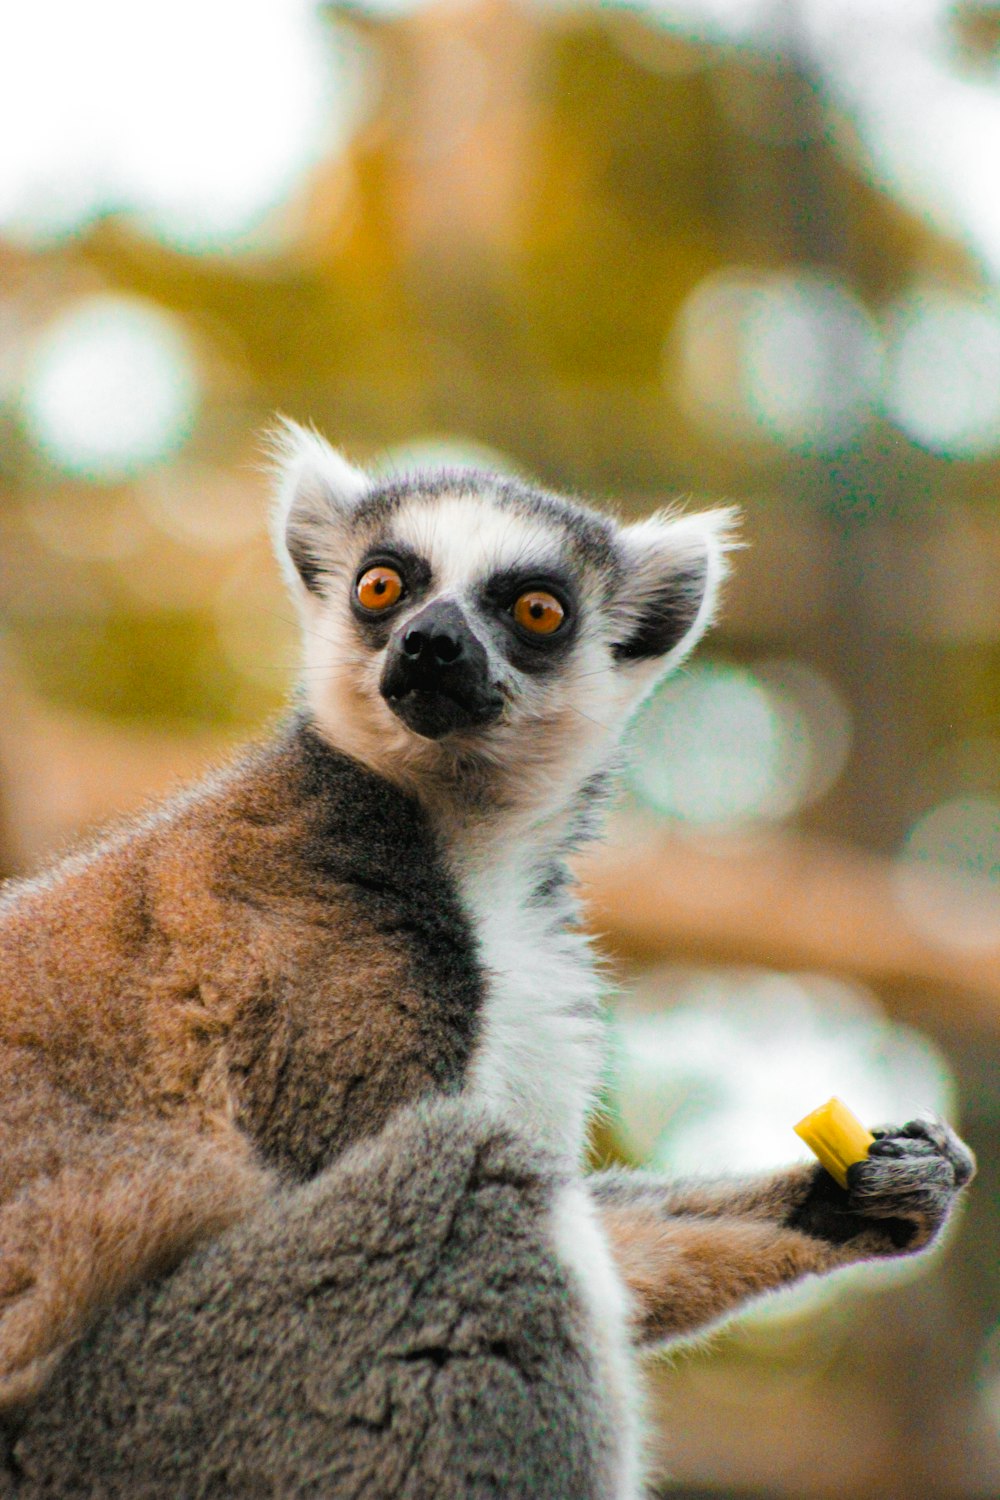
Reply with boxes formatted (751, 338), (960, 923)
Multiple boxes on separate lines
(611, 506), (739, 667)
(268, 418), (369, 598)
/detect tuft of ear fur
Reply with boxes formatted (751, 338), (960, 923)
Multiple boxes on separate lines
(266, 418), (369, 598)
(612, 505), (740, 667)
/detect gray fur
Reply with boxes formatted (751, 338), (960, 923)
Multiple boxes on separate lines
(351, 469), (621, 578)
(6, 1100), (617, 1500)
(5, 1114), (974, 1495)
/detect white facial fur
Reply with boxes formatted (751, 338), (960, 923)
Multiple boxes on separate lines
(271, 421), (737, 834)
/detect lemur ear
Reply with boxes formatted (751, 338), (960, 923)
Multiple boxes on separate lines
(611, 506), (739, 667)
(268, 418), (369, 597)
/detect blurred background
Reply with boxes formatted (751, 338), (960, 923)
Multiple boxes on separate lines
(1, 0), (999, 1494)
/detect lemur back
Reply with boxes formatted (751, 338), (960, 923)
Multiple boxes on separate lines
(1, 724), (479, 1178)
(0, 429), (975, 1496)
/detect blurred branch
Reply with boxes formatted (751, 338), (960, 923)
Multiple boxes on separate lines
(578, 822), (1000, 1038)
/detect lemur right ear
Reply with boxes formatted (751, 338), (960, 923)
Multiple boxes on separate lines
(268, 418), (369, 598)
(611, 506), (739, 670)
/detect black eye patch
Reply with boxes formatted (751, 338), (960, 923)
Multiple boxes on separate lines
(478, 566), (579, 674)
(349, 545), (432, 644)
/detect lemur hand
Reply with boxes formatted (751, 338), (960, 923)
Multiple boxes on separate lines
(848, 1117), (976, 1250)
(790, 1116), (976, 1257)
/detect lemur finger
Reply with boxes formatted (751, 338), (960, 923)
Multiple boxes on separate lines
(893, 1117), (977, 1186)
(846, 1153), (955, 1226)
(849, 1151), (954, 1193)
(869, 1117), (976, 1189)
(868, 1137), (938, 1161)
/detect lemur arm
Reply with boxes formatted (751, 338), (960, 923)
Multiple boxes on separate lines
(593, 1118), (975, 1348)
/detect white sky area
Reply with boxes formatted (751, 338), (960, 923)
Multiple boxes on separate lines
(0, 0), (998, 271)
(0, 0), (367, 250)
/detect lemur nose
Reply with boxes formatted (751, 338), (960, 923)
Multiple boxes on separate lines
(381, 598), (496, 734)
(402, 624), (464, 667)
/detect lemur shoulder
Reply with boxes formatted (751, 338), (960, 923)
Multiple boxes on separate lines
(0, 427), (976, 1497)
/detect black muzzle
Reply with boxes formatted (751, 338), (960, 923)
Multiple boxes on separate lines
(380, 600), (503, 739)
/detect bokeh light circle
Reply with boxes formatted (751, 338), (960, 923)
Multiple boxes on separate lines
(884, 287), (1000, 458)
(630, 662), (787, 826)
(374, 436), (521, 477)
(0, 1), (369, 251)
(628, 659), (851, 829)
(140, 465), (268, 553)
(756, 659), (853, 809)
(20, 296), (198, 481)
(674, 268), (882, 455)
(895, 796), (1000, 951)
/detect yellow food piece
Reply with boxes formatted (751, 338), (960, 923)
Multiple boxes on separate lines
(794, 1097), (876, 1190)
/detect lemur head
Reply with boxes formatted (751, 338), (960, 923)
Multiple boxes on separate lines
(272, 422), (736, 823)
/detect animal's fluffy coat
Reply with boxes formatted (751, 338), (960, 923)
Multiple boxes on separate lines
(0, 442), (976, 1497)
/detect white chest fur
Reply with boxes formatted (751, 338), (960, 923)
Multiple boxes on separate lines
(551, 1183), (644, 1500)
(452, 846), (641, 1488)
(457, 852), (607, 1166)
(454, 845), (644, 1495)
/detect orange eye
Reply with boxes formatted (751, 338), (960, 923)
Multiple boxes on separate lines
(357, 565), (403, 612)
(513, 590), (565, 636)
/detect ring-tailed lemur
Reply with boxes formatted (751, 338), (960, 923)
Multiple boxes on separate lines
(0, 426), (975, 1498)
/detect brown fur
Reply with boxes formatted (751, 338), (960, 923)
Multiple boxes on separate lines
(598, 1163), (839, 1346)
(0, 720), (482, 1403)
(602, 1206), (828, 1344)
